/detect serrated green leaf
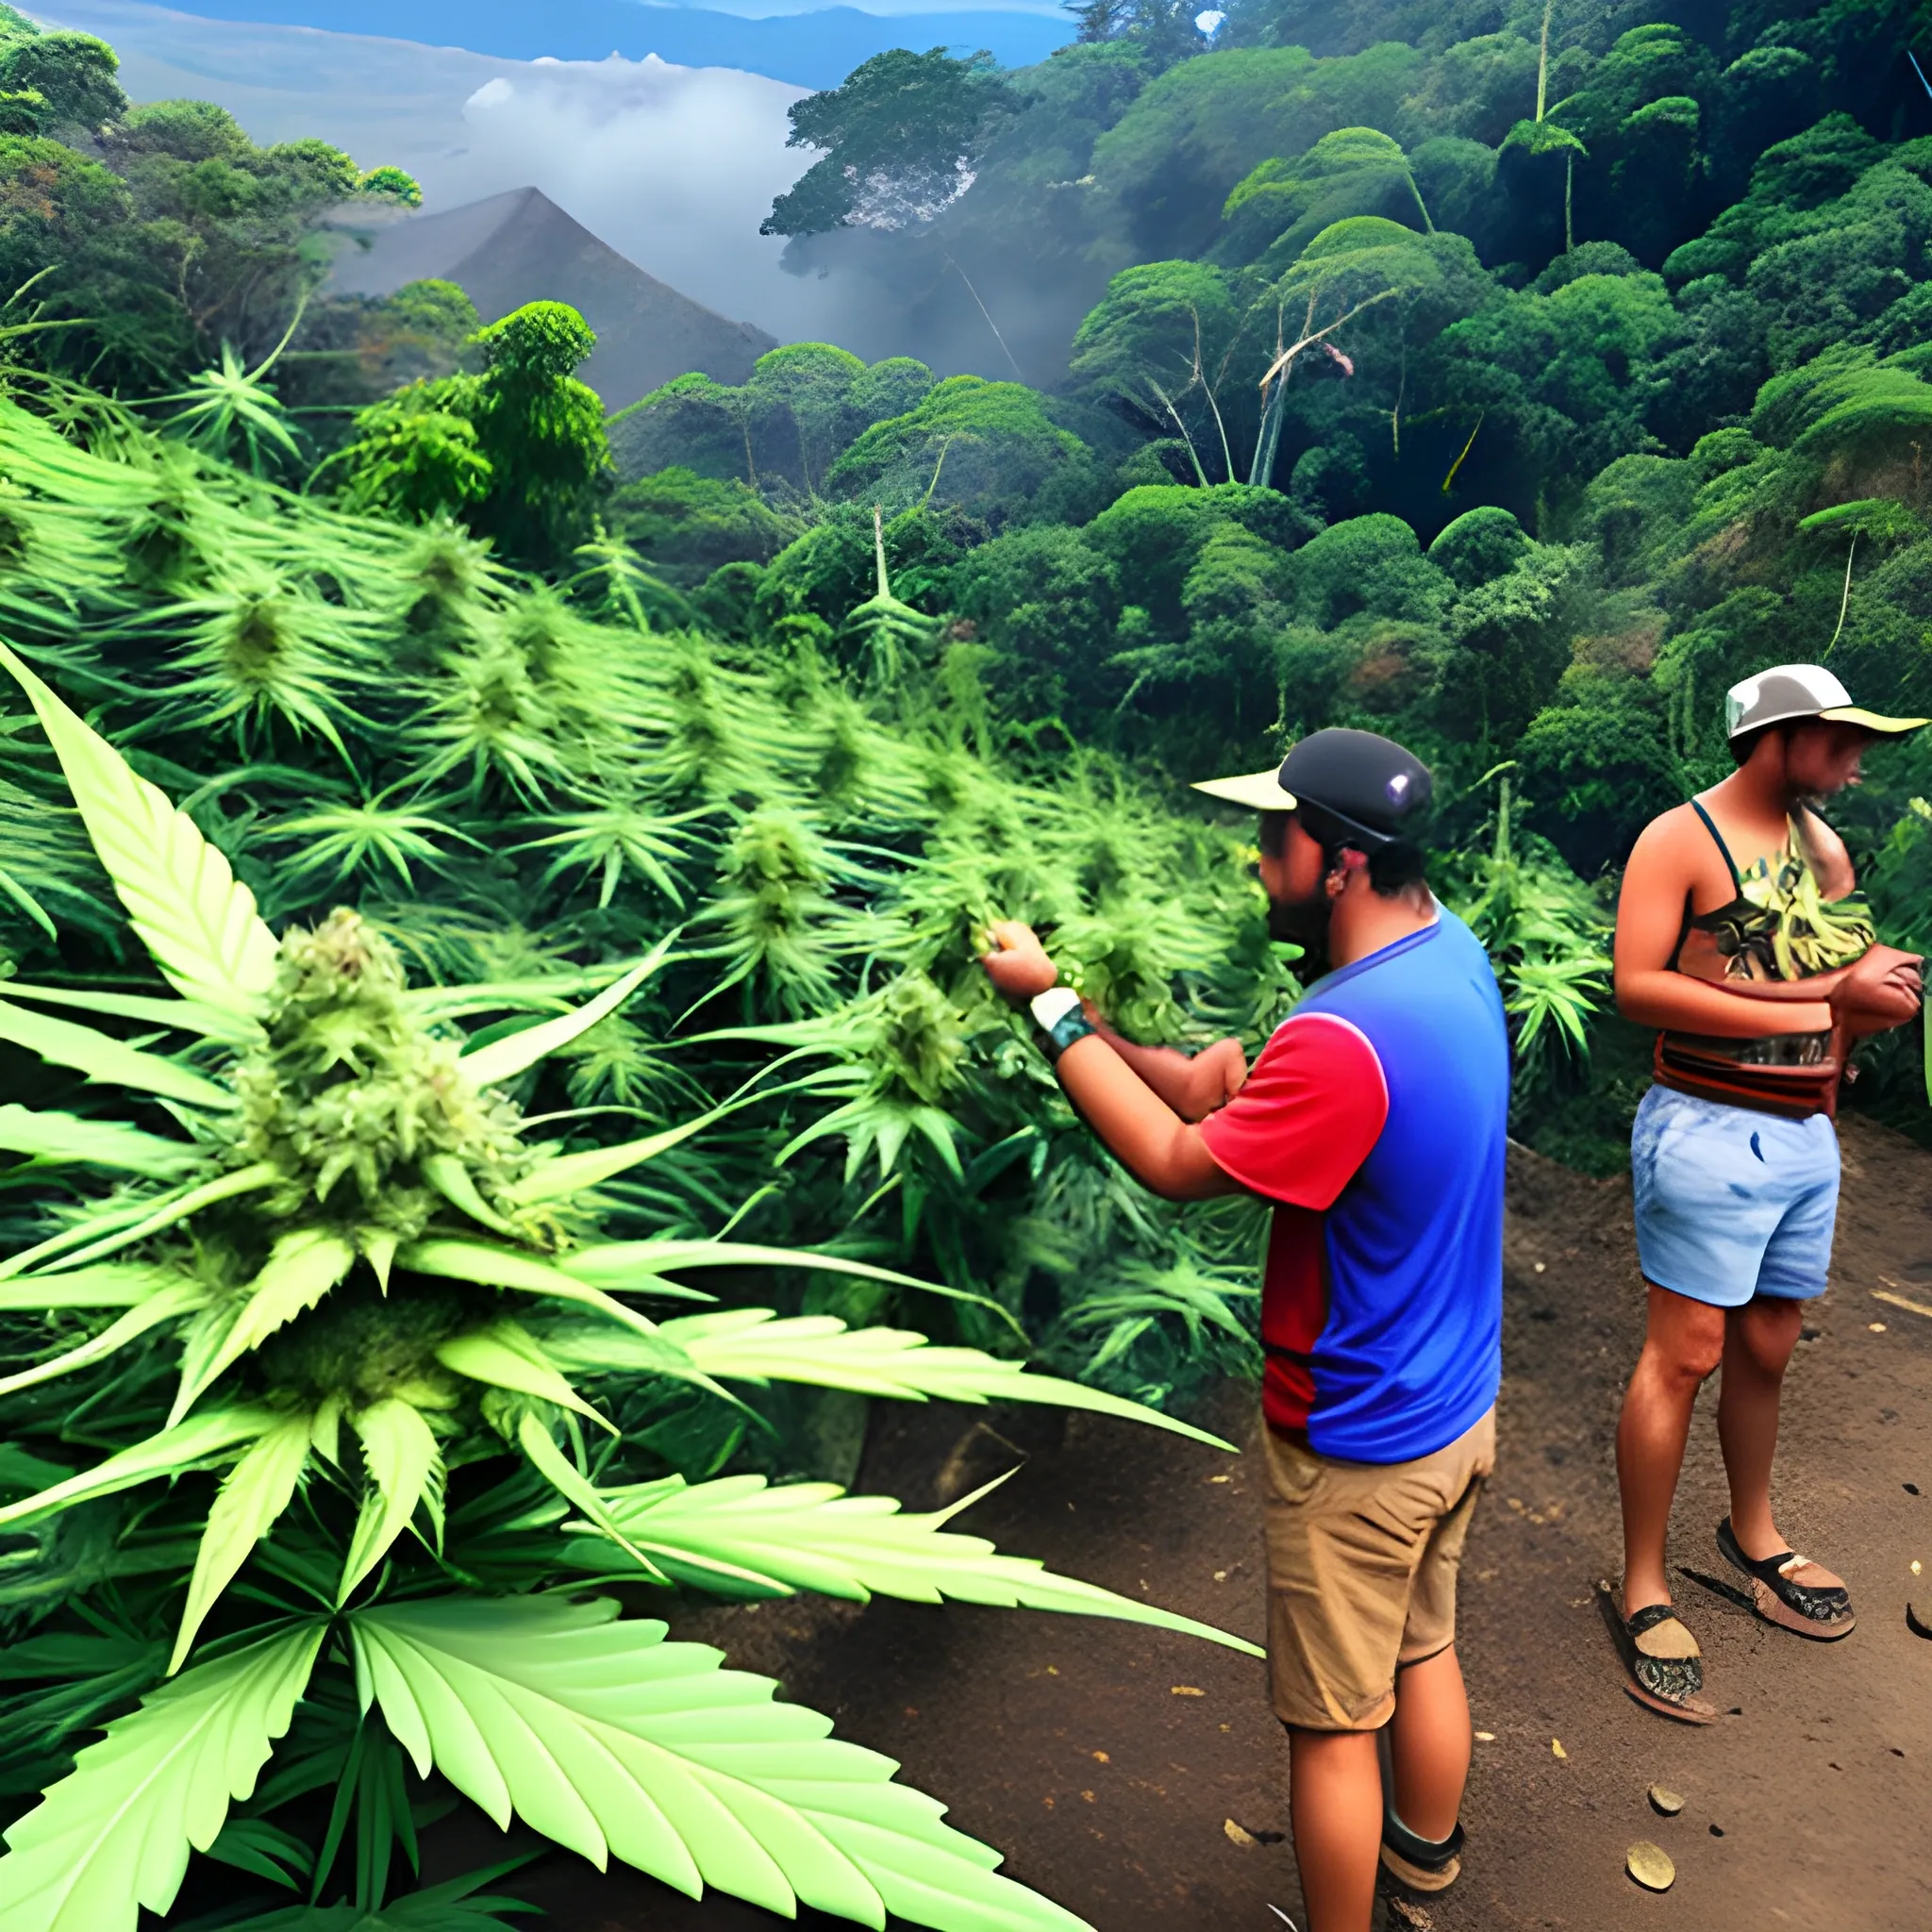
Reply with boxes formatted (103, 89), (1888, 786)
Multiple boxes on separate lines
(0, 1407), (280, 1530)
(0, 1262), (195, 1311)
(3, 1162), (279, 1282)
(0, 1103), (206, 1177)
(574, 1473), (1262, 1655)
(502, 1115), (715, 1207)
(349, 1595), (1091, 1931)
(0, 859), (56, 940)
(0, 1620), (325, 1932)
(559, 1238), (1022, 1327)
(339, 1399), (443, 1605)
(458, 937), (672, 1088)
(652, 1311), (1237, 1451)
(170, 1416), (313, 1672)
(398, 1238), (670, 1346)
(0, 999), (233, 1110)
(168, 1230), (356, 1426)
(1, 982), (259, 1043)
(419, 1154), (519, 1236)
(432, 1322), (612, 1430)
(513, 1412), (673, 1584)
(0, 640), (279, 1017)
(0, 1274), (208, 1398)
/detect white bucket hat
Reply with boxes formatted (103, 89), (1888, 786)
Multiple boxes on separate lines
(1725, 663), (1927, 740)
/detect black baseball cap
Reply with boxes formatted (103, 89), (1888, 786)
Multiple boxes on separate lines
(1192, 727), (1434, 851)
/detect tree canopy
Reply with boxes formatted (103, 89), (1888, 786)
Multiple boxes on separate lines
(762, 47), (1015, 237)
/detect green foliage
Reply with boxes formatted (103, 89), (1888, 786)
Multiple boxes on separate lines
(611, 467), (801, 588)
(333, 387), (492, 524)
(1435, 266), (1676, 485)
(0, 31), (125, 132)
(0, 75), (409, 387)
(335, 303), (610, 568)
(1070, 258), (1239, 481)
(0, 373), (1295, 1932)
(1453, 770), (1612, 1097)
(1222, 126), (1433, 265)
(763, 47), (1015, 238)
(825, 374), (1094, 522)
(609, 347), (940, 498)
(358, 165), (423, 208)
(1090, 42), (1425, 259)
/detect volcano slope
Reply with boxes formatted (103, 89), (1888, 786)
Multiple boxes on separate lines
(408, 1122), (1932, 1931)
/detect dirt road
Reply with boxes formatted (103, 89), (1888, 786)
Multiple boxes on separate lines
(493, 1119), (1932, 1932)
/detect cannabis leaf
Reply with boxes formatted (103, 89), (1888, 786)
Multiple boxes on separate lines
(0, 1621), (325, 1932)
(0, 641), (278, 1015)
(350, 1595), (1092, 1929)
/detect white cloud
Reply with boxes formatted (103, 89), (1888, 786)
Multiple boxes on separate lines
(430, 51), (854, 333)
(42, 0), (867, 339)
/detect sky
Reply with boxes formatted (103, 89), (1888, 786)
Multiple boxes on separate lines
(50, 2), (1075, 84)
(40, 0), (930, 339)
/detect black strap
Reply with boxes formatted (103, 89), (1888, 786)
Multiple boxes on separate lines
(1690, 798), (1742, 889)
(1624, 1602), (1687, 1640)
(1382, 1809), (1465, 1869)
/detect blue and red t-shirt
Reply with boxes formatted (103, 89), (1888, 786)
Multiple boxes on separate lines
(1198, 911), (1507, 1464)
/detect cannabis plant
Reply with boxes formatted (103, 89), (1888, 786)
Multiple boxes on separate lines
(0, 369), (1273, 1521)
(1457, 767), (1612, 1093)
(0, 648), (1257, 1932)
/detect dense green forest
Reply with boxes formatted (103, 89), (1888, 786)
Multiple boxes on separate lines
(610, 0), (1932, 1153)
(2, 2), (1932, 1927)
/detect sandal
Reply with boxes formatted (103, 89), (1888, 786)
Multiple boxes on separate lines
(1716, 1516), (1856, 1640)
(1380, 1812), (1463, 1893)
(1597, 1580), (1717, 1724)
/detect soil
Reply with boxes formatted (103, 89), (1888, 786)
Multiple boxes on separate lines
(435, 1120), (1932, 1932)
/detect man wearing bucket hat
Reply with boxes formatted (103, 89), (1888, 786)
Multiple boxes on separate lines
(1607, 663), (1926, 1721)
(980, 728), (1509, 1931)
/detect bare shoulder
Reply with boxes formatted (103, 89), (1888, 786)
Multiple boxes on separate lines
(1624, 802), (1703, 877)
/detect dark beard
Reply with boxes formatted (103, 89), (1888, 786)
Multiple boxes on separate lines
(1267, 891), (1332, 970)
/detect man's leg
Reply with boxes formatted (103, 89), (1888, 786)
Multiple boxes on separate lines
(1720, 1118), (1844, 1583)
(1717, 1293), (1843, 1586)
(1389, 1645), (1471, 1842)
(1617, 1283), (1726, 1615)
(1286, 1726), (1381, 1932)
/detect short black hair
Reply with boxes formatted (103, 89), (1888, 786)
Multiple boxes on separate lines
(1295, 801), (1429, 896)
(1258, 809), (1291, 858)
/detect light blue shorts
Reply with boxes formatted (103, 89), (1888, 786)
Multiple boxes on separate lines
(1630, 1085), (1840, 1307)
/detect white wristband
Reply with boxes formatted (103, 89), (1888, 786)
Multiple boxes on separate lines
(1029, 988), (1083, 1029)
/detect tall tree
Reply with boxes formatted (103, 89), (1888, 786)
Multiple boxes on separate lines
(761, 47), (1014, 238)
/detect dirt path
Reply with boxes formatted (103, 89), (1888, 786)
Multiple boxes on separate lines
(485, 1119), (1932, 1932)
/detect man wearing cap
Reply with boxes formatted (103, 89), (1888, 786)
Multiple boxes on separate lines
(981, 728), (1508, 1931)
(1607, 663), (1924, 1721)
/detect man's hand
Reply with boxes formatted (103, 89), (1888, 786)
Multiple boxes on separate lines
(1829, 944), (1924, 1036)
(979, 920), (1059, 1004)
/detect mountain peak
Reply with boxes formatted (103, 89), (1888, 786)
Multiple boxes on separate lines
(328, 187), (775, 408)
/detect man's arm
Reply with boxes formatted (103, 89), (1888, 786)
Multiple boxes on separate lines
(1085, 1013), (1250, 1121)
(979, 922), (1241, 1201)
(1054, 1034), (1243, 1200)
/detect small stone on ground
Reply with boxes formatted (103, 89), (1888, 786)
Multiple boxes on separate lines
(1627, 1841), (1676, 1891)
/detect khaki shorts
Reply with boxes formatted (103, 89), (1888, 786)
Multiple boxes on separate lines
(1261, 1407), (1496, 1731)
